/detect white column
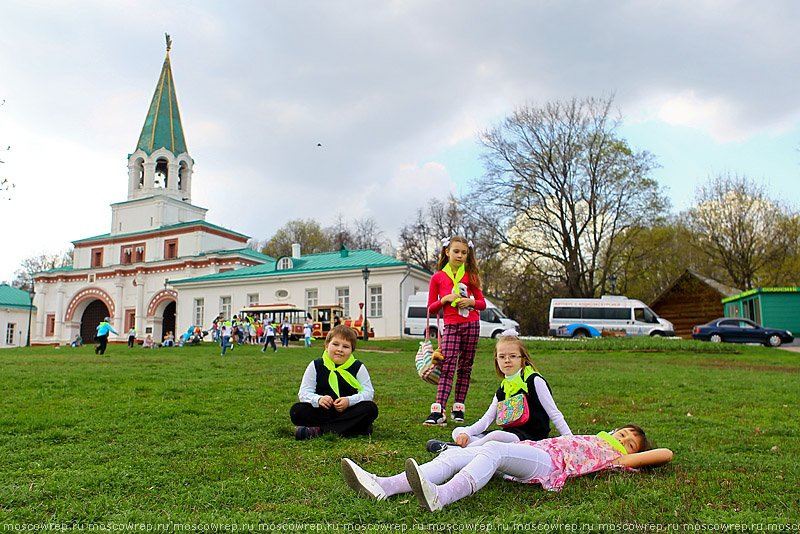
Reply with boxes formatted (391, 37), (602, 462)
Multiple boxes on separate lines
(181, 166), (193, 202)
(167, 162), (179, 193)
(143, 161), (156, 193)
(54, 285), (65, 342)
(35, 285), (47, 341)
(114, 280), (124, 339)
(135, 275), (146, 337)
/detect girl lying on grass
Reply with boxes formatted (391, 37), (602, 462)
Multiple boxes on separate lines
(427, 330), (571, 454)
(342, 425), (673, 511)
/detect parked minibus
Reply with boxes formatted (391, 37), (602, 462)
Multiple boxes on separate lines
(548, 295), (675, 338)
(404, 292), (520, 338)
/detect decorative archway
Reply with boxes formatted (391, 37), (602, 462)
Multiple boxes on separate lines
(147, 290), (177, 342)
(80, 300), (110, 343)
(65, 287), (115, 322)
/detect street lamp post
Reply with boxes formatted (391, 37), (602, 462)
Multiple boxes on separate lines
(361, 267), (370, 341)
(26, 280), (35, 347)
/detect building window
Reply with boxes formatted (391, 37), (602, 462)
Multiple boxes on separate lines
(336, 287), (350, 315)
(306, 289), (318, 314)
(46, 314), (56, 336)
(91, 248), (103, 268)
(164, 239), (178, 260)
(247, 293), (259, 307)
(121, 246), (133, 264)
(125, 309), (136, 332)
(6, 323), (15, 345)
(220, 296), (232, 320)
(194, 298), (205, 326)
(277, 257), (293, 270)
(133, 244), (145, 262)
(369, 286), (383, 318)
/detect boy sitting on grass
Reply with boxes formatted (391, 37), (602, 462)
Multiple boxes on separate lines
(290, 325), (378, 440)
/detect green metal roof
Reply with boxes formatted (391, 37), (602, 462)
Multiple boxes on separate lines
(172, 248), (422, 285)
(73, 220), (250, 244)
(135, 50), (187, 156)
(0, 284), (35, 310)
(721, 287), (800, 303)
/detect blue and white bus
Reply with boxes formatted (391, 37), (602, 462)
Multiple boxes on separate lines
(548, 295), (675, 338)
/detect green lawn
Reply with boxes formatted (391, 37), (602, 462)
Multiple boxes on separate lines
(1, 337), (798, 527)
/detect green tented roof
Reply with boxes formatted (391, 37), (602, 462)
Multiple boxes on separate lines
(171, 249), (424, 284)
(0, 284), (35, 309)
(135, 51), (187, 156)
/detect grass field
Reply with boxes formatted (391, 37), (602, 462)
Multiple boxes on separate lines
(1, 337), (798, 528)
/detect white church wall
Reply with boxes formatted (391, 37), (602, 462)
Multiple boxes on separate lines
(174, 266), (431, 338)
(1, 307), (32, 348)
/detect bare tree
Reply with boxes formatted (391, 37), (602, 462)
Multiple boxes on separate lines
(350, 217), (385, 252)
(12, 249), (74, 290)
(399, 194), (504, 279)
(470, 96), (668, 298)
(690, 173), (799, 290)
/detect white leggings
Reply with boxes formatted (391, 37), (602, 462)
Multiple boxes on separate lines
(419, 441), (554, 493)
(465, 429), (521, 447)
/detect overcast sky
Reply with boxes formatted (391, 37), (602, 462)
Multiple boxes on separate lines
(2, 0), (799, 282)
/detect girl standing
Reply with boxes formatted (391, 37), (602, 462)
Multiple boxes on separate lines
(427, 331), (571, 452)
(424, 235), (486, 426)
(342, 425), (673, 511)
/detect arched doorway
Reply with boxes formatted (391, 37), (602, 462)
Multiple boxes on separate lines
(80, 300), (110, 342)
(162, 301), (176, 339)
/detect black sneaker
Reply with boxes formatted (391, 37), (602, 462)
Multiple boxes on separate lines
(425, 439), (453, 454)
(295, 426), (322, 440)
(451, 411), (465, 423)
(422, 412), (446, 427)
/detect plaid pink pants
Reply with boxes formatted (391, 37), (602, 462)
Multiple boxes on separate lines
(435, 320), (480, 410)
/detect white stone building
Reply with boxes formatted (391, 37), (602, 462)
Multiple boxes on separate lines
(31, 40), (430, 345)
(1, 284), (35, 348)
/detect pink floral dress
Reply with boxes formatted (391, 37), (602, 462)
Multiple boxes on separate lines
(506, 435), (633, 491)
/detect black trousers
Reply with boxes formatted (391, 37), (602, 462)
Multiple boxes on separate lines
(96, 334), (109, 354)
(290, 401), (378, 436)
(128, 336), (135, 348)
(263, 335), (276, 351)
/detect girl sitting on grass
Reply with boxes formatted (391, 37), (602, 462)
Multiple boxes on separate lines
(342, 425), (673, 511)
(426, 330), (571, 454)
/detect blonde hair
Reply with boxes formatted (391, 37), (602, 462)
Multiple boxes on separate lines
(493, 336), (537, 379)
(437, 235), (482, 289)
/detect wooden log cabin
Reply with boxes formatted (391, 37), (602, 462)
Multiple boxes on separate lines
(649, 270), (742, 339)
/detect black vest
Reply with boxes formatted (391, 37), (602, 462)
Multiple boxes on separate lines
(313, 358), (364, 400)
(496, 371), (552, 441)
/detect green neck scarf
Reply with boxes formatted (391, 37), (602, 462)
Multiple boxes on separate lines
(322, 351), (362, 397)
(597, 431), (628, 455)
(442, 262), (467, 307)
(501, 366), (536, 396)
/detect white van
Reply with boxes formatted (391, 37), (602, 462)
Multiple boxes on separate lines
(548, 295), (675, 338)
(404, 292), (520, 338)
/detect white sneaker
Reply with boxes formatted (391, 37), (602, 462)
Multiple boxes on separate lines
(405, 458), (442, 511)
(341, 458), (387, 501)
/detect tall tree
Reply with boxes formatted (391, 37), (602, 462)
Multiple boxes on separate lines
(470, 96), (668, 298)
(261, 219), (333, 258)
(12, 249), (74, 290)
(690, 173), (799, 290)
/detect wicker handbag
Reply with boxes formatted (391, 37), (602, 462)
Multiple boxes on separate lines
(414, 309), (443, 385)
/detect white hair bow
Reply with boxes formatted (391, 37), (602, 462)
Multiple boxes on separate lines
(499, 328), (519, 337)
(468, 240), (474, 248)
(441, 237), (451, 248)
